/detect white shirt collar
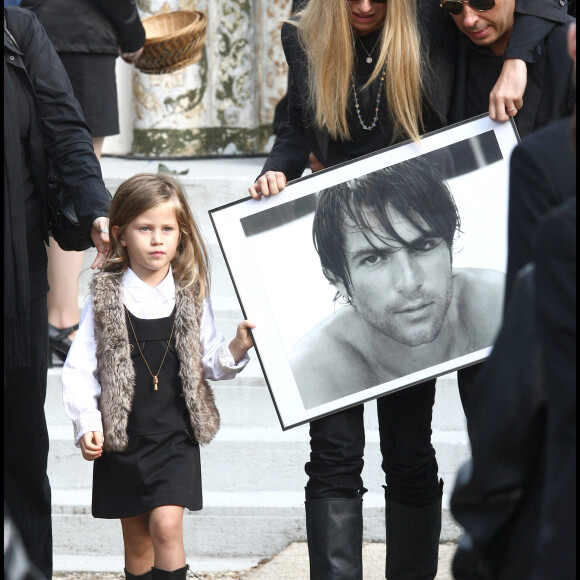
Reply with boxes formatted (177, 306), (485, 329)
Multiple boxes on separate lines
(122, 267), (176, 304)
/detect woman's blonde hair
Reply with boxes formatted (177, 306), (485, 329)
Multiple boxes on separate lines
(103, 173), (210, 298)
(291, 0), (425, 143)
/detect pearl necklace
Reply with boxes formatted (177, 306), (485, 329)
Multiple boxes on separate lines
(352, 64), (386, 131)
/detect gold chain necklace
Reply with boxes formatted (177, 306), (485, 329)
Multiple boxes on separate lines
(126, 309), (175, 391)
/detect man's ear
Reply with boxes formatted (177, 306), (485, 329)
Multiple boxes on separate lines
(323, 268), (349, 300)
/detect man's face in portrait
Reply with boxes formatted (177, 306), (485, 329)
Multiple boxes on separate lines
(336, 204), (454, 346)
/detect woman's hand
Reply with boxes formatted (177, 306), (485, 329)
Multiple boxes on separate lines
(228, 320), (256, 364)
(488, 58), (527, 122)
(80, 431), (103, 461)
(90, 217), (110, 270)
(309, 152), (325, 173)
(249, 171), (287, 199)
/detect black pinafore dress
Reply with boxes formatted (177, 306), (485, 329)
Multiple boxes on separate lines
(92, 307), (203, 519)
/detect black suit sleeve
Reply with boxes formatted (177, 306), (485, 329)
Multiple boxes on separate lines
(16, 11), (111, 234)
(513, 0), (569, 21)
(95, 0), (145, 53)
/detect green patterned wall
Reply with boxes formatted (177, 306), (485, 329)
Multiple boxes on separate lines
(132, 0), (291, 157)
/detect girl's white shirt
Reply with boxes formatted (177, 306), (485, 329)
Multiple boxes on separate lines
(62, 267), (249, 447)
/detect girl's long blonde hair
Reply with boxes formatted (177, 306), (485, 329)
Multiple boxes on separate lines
(102, 173), (210, 298)
(291, 0), (425, 143)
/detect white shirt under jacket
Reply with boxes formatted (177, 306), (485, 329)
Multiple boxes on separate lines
(62, 267), (249, 447)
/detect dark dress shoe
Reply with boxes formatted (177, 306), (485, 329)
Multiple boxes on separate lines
(48, 322), (79, 367)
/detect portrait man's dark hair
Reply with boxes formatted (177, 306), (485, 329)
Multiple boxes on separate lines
(313, 155), (461, 297)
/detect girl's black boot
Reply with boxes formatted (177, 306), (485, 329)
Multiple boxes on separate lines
(151, 564), (189, 580)
(124, 569), (153, 580)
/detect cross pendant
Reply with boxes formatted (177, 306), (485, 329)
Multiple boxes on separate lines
(153, 376), (159, 391)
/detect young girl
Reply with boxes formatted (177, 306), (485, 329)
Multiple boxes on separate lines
(62, 173), (255, 580)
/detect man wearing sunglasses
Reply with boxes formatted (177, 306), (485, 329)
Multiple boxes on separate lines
(444, 0), (576, 137)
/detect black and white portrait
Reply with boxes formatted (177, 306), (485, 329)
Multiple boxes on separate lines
(210, 115), (520, 429)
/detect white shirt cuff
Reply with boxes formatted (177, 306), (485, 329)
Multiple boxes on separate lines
(218, 342), (250, 375)
(73, 410), (103, 448)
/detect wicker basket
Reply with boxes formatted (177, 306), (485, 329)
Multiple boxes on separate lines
(135, 11), (207, 75)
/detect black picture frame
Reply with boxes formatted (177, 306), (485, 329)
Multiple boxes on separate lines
(210, 114), (520, 430)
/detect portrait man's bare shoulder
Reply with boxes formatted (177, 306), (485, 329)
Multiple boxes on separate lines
(452, 267), (505, 348)
(290, 307), (373, 407)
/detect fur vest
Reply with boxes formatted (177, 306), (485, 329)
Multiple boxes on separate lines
(90, 272), (220, 452)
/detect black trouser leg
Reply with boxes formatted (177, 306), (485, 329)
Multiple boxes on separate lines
(377, 380), (442, 580)
(305, 405), (366, 578)
(4, 297), (52, 579)
(305, 495), (364, 580)
(457, 363), (484, 422)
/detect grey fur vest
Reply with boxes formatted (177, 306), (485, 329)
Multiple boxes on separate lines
(90, 272), (220, 452)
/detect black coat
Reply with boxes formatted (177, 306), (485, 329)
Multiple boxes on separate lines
(19, 0), (145, 55)
(4, 7), (111, 248)
(505, 116), (576, 305)
(450, 195), (576, 580)
(450, 264), (548, 580)
(260, 0), (567, 181)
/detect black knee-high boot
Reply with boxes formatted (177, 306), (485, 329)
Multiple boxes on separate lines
(125, 569), (153, 580)
(305, 495), (364, 579)
(385, 481), (443, 580)
(151, 564), (189, 579)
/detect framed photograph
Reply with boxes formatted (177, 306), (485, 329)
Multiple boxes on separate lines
(210, 114), (520, 430)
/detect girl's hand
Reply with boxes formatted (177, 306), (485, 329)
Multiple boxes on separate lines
(80, 431), (104, 461)
(249, 171), (287, 199)
(488, 58), (527, 122)
(90, 217), (110, 270)
(228, 320), (256, 363)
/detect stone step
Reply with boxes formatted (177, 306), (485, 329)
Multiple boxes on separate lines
(54, 554), (260, 574)
(47, 423), (468, 493)
(46, 370), (467, 432)
(51, 489), (462, 560)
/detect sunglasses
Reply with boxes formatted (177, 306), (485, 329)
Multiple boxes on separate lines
(440, 0), (495, 14)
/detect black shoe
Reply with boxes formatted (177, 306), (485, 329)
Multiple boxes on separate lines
(48, 322), (79, 367)
(151, 564), (189, 579)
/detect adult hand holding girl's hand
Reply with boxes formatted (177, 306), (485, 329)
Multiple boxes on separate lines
(229, 320), (256, 364)
(90, 216), (110, 270)
(249, 171), (287, 199)
(80, 431), (104, 461)
(119, 46), (145, 65)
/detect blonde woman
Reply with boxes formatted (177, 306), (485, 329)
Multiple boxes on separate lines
(248, 1), (562, 579)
